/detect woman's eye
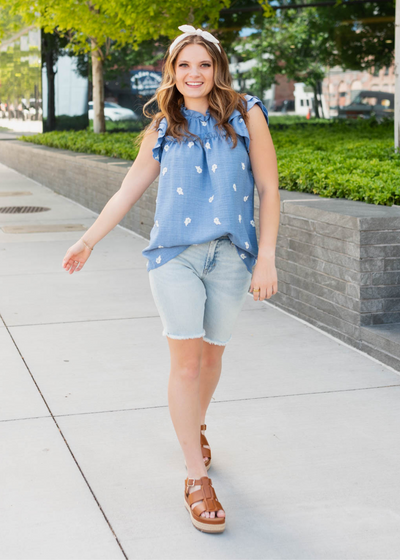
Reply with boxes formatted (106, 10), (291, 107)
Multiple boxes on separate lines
(179, 63), (210, 67)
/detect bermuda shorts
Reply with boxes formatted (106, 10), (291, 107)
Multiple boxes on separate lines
(148, 236), (253, 346)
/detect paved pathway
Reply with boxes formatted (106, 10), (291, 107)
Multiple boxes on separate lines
(1, 162), (400, 559)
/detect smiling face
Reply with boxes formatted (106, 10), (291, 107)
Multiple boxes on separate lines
(174, 43), (214, 108)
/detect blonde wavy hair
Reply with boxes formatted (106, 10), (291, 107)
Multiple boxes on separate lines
(133, 31), (250, 151)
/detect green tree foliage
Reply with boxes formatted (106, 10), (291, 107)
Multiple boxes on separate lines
(0, 0), (231, 131)
(237, 7), (331, 116)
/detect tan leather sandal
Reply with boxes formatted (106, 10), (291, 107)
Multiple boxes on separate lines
(184, 476), (226, 533)
(184, 424), (212, 471)
(201, 424), (212, 470)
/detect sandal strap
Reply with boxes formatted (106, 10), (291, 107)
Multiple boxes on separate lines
(201, 444), (211, 459)
(186, 477), (223, 515)
(200, 424), (207, 431)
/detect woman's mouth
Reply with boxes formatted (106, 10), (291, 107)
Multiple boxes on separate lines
(186, 82), (203, 88)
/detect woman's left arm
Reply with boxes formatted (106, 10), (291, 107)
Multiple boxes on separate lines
(247, 104), (280, 301)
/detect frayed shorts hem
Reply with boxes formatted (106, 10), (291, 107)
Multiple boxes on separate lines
(162, 330), (206, 340)
(161, 331), (231, 346)
(203, 335), (231, 346)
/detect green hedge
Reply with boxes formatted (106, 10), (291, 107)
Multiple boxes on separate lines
(19, 117), (399, 206)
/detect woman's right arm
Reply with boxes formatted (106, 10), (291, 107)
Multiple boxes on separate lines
(62, 129), (160, 274)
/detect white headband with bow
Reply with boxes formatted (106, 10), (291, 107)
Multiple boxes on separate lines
(169, 25), (221, 55)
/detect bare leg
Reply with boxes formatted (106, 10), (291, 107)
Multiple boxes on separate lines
(167, 336), (225, 519)
(199, 340), (226, 425)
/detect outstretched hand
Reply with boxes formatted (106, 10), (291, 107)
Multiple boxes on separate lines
(62, 239), (92, 274)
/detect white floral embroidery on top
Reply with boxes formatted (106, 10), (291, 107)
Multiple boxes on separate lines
(164, 145), (170, 152)
(240, 254), (247, 259)
(155, 197), (158, 203)
(239, 118), (244, 123)
(155, 220), (159, 227)
(209, 195), (214, 203)
(158, 245), (164, 248)
(188, 142), (194, 148)
(177, 187), (184, 195)
(241, 162), (246, 170)
(156, 256), (162, 264)
(244, 196), (249, 202)
(212, 164), (218, 173)
(195, 166), (202, 173)
(233, 184), (237, 191)
(201, 121), (207, 126)
(238, 215), (242, 223)
(205, 142), (211, 150)
(162, 167), (168, 176)
(245, 242), (249, 249)
(154, 155), (159, 160)
(214, 217), (221, 225)
(184, 217), (191, 226)
(250, 220), (255, 227)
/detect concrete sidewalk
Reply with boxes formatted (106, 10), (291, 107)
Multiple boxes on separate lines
(1, 162), (400, 560)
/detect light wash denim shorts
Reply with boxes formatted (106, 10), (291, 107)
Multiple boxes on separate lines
(148, 236), (253, 346)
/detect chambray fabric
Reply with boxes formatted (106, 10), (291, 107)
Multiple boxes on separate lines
(141, 94), (269, 274)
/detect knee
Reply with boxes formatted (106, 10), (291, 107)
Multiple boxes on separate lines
(201, 355), (222, 371)
(172, 361), (202, 382)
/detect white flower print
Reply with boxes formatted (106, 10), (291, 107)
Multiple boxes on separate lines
(201, 121), (207, 126)
(154, 155), (159, 160)
(177, 187), (184, 195)
(238, 214), (242, 223)
(214, 217), (221, 225)
(156, 256), (162, 264)
(245, 242), (249, 249)
(162, 167), (168, 176)
(195, 166), (202, 173)
(165, 145), (170, 152)
(184, 217), (191, 226)
(205, 142), (211, 150)
(158, 245), (164, 248)
(239, 118), (244, 123)
(233, 184), (237, 191)
(188, 141), (194, 148)
(240, 254), (247, 259)
(155, 197), (158, 203)
(250, 220), (256, 227)
(155, 220), (159, 227)
(243, 195), (249, 202)
(209, 195), (214, 203)
(212, 164), (218, 173)
(241, 162), (246, 170)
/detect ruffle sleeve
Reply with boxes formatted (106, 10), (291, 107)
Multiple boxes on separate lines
(228, 95), (269, 153)
(152, 117), (168, 162)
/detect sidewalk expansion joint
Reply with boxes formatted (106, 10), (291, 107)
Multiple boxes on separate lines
(48, 384), (400, 420)
(0, 312), (128, 560)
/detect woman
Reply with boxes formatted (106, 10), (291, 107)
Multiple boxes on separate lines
(62, 24), (280, 534)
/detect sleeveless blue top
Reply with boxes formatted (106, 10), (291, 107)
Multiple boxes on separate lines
(142, 94), (269, 274)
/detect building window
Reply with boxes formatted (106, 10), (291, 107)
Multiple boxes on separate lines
(300, 100), (304, 106)
(373, 66), (380, 77)
(384, 66), (389, 76)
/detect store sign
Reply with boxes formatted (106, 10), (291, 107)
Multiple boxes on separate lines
(130, 70), (162, 94)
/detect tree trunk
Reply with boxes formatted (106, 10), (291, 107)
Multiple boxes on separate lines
(42, 32), (56, 131)
(317, 81), (325, 119)
(313, 85), (320, 118)
(91, 38), (105, 134)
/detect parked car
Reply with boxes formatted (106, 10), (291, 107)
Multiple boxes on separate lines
(88, 101), (138, 121)
(338, 91), (394, 122)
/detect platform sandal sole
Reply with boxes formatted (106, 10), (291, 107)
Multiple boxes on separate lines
(183, 497), (225, 533)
